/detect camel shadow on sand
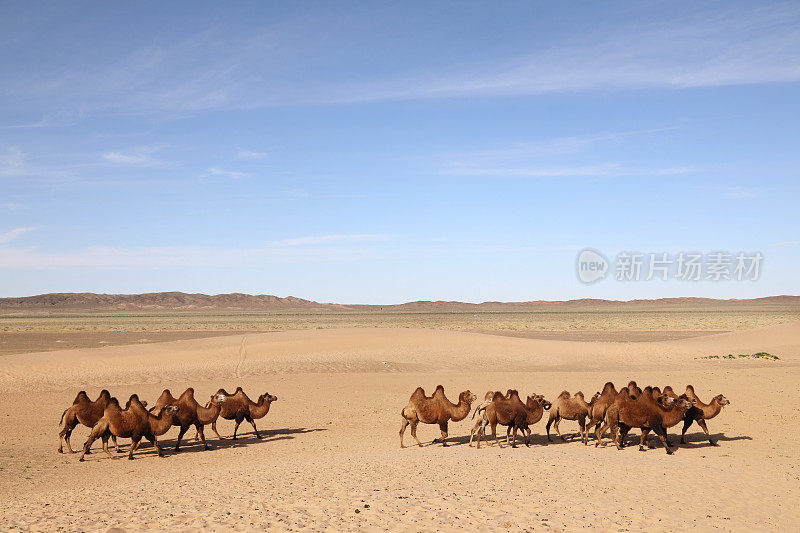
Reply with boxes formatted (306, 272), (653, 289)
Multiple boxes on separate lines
(89, 427), (328, 460)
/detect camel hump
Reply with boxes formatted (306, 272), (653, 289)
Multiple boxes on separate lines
(74, 391), (88, 403)
(685, 384), (696, 394)
(558, 390), (571, 399)
(410, 387), (426, 400)
(178, 387), (195, 400)
(575, 391), (584, 398)
(491, 391), (505, 402)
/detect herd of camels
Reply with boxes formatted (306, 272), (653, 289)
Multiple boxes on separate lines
(58, 387), (277, 460)
(58, 379), (729, 460)
(400, 381), (730, 454)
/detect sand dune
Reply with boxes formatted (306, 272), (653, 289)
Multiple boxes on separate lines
(1, 324), (799, 531)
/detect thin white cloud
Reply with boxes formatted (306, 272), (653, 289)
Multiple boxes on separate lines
(440, 164), (693, 178)
(101, 146), (167, 167)
(770, 241), (798, 247)
(236, 150), (268, 160)
(0, 147), (26, 176)
(0, 227), (38, 245)
(206, 166), (253, 180)
(273, 234), (390, 246)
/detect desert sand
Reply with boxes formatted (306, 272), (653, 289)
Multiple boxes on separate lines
(1, 322), (799, 531)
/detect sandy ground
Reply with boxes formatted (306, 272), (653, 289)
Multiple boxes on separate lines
(1, 322), (799, 532)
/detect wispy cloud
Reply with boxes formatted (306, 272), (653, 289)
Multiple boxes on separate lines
(440, 163), (693, 178)
(770, 241), (798, 247)
(236, 150), (268, 160)
(101, 146), (167, 167)
(0, 227), (38, 245)
(206, 166), (253, 180)
(273, 234), (390, 246)
(697, 186), (762, 199)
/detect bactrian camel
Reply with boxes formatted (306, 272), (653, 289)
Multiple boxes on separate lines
(400, 385), (476, 447)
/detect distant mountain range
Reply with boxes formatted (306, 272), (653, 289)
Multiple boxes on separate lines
(1, 292), (798, 312)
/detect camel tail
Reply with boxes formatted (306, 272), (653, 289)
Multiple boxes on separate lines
(59, 408), (68, 426)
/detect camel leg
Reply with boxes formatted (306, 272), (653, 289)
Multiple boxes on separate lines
(246, 414), (261, 439)
(654, 425), (673, 454)
(196, 424), (211, 450)
(409, 420), (422, 447)
(680, 417), (693, 444)
(578, 417), (587, 443)
(554, 418), (565, 441)
(511, 426), (518, 448)
(480, 422), (491, 448)
(436, 421), (449, 446)
(491, 422), (504, 448)
(468, 419), (480, 447)
(618, 425), (630, 448)
(639, 428), (650, 451)
(210, 420), (223, 440)
(546, 413), (556, 442)
(100, 432), (115, 459)
(59, 419), (78, 454)
(595, 421), (609, 447)
(399, 417), (409, 448)
(232, 417), (243, 439)
(175, 425), (189, 452)
(697, 419), (716, 446)
(149, 435), (164, 457)
(112, 435), (122, 453)
(611, 423), (622, 450)
(128, 436), (141, 460)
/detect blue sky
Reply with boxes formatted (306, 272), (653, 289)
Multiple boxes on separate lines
(1, 1), (798, 303)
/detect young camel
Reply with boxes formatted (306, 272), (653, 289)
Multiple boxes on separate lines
(546, 391), (590, 442)
(400, 385), (476, 447)
(79, 395), (178, 461)
(208, 388), (278, 440)
(150, 388), (228, 451)
(586, 382), (618, 445)
(598, 388), (693, 454)
(664, 385), (730, 445)
(468, 391), (495, 448)
(59, 390), (118, 454)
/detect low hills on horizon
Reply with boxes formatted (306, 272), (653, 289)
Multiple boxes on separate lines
(1, 291), (799, 313)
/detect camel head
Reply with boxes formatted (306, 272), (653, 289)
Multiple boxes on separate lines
(459, 390), (477, 404)
(528, 394), (551, 410)
(483, 391), (494, 401)
(262, 393), (278, 402)
(591, 391), (601, 402)
(657, 395), (675, 408)
(713, 394), (730, 406)
(165, 405), (179, 414)
(210, 393), (227, 405)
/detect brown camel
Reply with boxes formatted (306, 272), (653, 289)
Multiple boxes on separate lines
(400, 385), (476, 447)
(79, 395), (178, 461)
(546, 391), (590, 442)
(59, 390), (118, 454)
(586, 382), (617, 444)
(480, 390), (529, 448)
(664, 385), (730, 445)
(208, 388), (278, 440)
(598, 388), (693, 454)
(508, 394), (552, 447)
(150, 388), (228, 451)
(627, 380), (643, 398)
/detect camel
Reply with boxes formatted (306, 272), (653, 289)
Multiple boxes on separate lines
(546, 391), (590, 442)
(509, 394), (552, 446)
(79, 395), (178, 461)
(208, 388), (278, 440)
(665, 385), (730, 445)
(400, 385), (476, 447)
(627, 381), (643, 399)
(468, 391), (495, 447)
(59, 390), (118, 454)
(150, 388), (228, 451)
(480, 390), (533, 448)
(586, 382), (617, 444)
(598, 388), (693, 454)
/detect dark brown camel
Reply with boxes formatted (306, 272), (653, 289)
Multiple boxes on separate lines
(79, 394), (177, 461)
(150, 388), (228, 451)
(59, 390), (118, 454)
